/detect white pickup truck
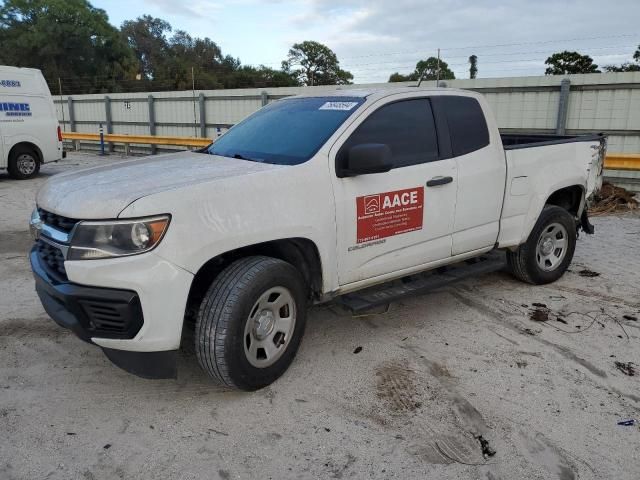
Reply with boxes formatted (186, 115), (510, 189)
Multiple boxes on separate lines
(29, 88), (605, 390)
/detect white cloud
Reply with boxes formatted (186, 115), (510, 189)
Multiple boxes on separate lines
(144, 0), (223, 20)
(276, 0), (640, 81)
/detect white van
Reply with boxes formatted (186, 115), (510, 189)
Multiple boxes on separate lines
(0, 66), (64, 179)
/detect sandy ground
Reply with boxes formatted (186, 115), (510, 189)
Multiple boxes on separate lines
(1, 153), (639, 480)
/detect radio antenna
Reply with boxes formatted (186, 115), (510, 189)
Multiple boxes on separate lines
(416, 48), (440, 88)
(416, 67), (427, 87)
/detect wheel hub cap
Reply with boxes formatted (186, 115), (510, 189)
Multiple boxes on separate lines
(17, 154), (36, 175)
(254, 310), (275, 340)
(540, 237), (554, 256)
(536, 222), (569, 272)
(243, 286), (297, 368)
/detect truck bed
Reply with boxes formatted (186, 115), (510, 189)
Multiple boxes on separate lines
(496, 132), (606, 249)
(501, 132), (604, 149)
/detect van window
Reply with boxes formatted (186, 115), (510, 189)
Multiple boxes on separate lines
(440, 96), (489, 157)
(342, 99), (439, 168)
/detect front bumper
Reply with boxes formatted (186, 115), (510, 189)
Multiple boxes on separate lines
(30, 246), (191, 379)
(31, 248), (144, 342)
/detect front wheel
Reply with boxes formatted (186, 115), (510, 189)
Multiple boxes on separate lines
(195, 256), (307, 391)
(507, 205), (577, 285)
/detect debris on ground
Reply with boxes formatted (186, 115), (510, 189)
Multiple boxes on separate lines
(589, 182), (638, 216)
(556, 317), (568, 325)
(617, 419), (636, 426)
(614, 361), (636, 377)
(353, 346), (363, 354)
(578, 269), (600, 278)
(530, 307), (549, 322)
(531, 302), (547, 308)
(476, 435), (496, 458)
(622, 315), (638, 322)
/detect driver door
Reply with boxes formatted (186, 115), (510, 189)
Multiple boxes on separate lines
(330, 95), (458, 286)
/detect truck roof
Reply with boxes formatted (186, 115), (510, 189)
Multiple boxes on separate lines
(288, 86), (479, 102)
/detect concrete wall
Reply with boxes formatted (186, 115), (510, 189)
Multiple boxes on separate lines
(55, 72), (640, 155)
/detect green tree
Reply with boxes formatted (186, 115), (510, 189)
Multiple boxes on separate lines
(544, 51), (600, 75)
(165, 30), (225, 89)
(415, 58), (455, 80)
(0, 0), (135, 93)
(603, 44), (640, 72)
(121, 15), (172, 80)
(282, 41), (353, 86)
(222, 65), (298, 89)
(388, 72), (412, 82)
(469, 55), (478, 79)
(388, 57), (455, 82)
(603, 63), (640, 72)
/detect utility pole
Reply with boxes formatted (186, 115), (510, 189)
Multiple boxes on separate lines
(58, 77), (66, 130)
(436, 48), (441, 87)
(191, 66), (198, 138)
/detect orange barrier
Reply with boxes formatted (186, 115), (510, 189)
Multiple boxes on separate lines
(62, 132), (211, 148)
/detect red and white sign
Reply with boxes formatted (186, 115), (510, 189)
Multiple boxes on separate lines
(356, 187), (424, 243)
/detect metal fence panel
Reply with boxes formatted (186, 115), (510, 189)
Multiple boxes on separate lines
(54, 72), (640, 152)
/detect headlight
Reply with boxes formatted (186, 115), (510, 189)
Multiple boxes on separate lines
(29, 208), (42, 240)
(68, 215), (170, 260)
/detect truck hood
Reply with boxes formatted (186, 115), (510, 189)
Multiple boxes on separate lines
(37, 151), (283, 219)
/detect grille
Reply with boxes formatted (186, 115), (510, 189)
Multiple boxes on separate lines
(78, 298), (143, 336)
(38, 208), (78, 233)
(81, 302), (127, 333)
(35, 239), (67, 281)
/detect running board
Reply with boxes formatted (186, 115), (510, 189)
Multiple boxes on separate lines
(336, 252), (506, 314)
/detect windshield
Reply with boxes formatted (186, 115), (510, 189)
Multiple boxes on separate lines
(206, 96), (364, 165)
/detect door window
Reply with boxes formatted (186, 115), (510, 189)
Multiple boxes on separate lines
(340, 99), (439, 168)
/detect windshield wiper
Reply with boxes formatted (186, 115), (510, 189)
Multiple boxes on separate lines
(232, 153), (267, 163)
(207, 150), (265, 163)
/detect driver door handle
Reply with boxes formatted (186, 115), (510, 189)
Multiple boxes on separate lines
(426, 176), (453, 187)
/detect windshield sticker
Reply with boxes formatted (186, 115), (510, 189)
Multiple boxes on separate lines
(319, 101), (359, 111)
(356, 187), (424, 243)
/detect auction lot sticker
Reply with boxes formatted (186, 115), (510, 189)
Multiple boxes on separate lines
(356, 187), (424, 243)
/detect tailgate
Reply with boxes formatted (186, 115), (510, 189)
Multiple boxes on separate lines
(586, 136), (607, 198)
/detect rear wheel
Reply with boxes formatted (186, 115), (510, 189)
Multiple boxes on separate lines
(507, 206), (577, 285)
(8, 146), (40, 179)
(195, 256), (307, 391)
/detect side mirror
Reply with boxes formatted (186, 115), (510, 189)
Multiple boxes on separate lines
(338, 143), (393, 177)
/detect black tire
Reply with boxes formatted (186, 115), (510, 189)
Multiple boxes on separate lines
(507, 205), (577, 285)
(195, 256), (308, 391)
(7, 146), (40, 180)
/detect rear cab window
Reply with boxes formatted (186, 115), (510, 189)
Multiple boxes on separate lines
(434, 96), (490, 157)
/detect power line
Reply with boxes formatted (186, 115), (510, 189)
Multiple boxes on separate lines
(253, 32), (639, 66)
(337, 44), (634, 68)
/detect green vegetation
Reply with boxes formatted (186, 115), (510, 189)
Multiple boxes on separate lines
(0, 0), (352, 93)
(544, 51), (600, 75)
(388, 57), (456, 82)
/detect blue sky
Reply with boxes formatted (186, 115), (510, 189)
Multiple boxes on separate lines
(92, 0), (640, 83)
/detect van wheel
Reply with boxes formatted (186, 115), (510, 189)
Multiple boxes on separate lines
(8, 147), (40, 179)
(196, 256), (307, 391)
(507, 206), (577, 285)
